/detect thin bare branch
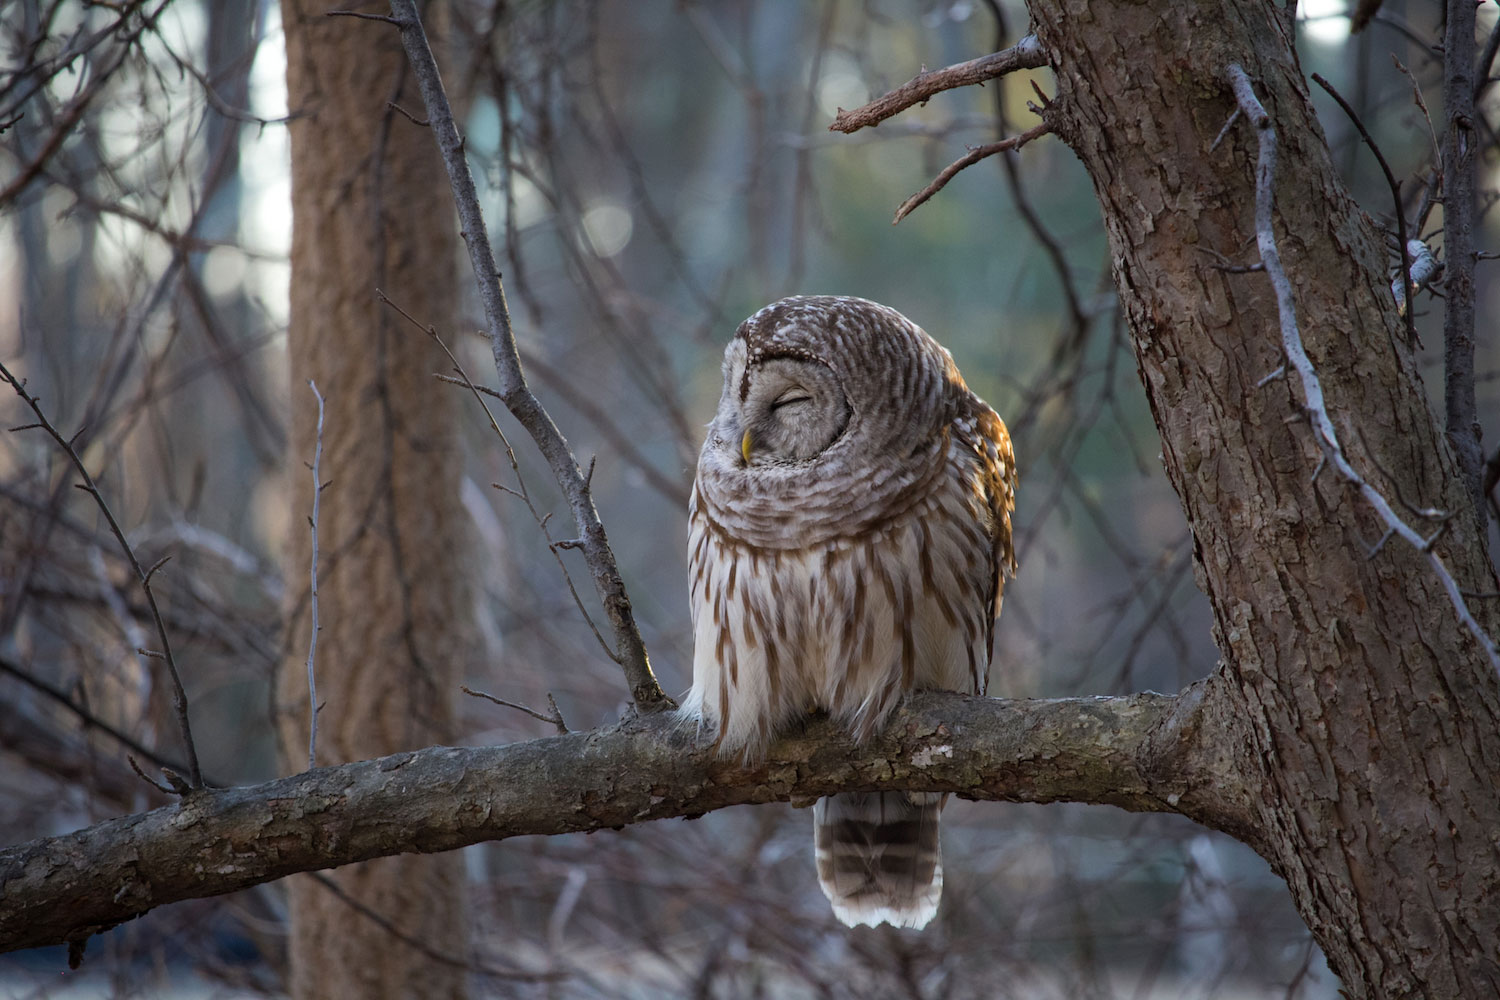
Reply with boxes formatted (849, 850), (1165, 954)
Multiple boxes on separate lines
(1225, 63), (1500, 673)
(893, 120), (1052, 224)
(380, 293), (617, 663)
(462, 685), (568, 734)
(306, 872), (560, 981)
(0, 654), (198, 782)
(304, 380), (326, 771)
(127, 755), (176, 795)
(829, 35), (1047, 134)
(325, 10), (403, 26)
(384, 0), (670, 712)
(0, 362), (203, 788)
(1310, 72), (1417, 347)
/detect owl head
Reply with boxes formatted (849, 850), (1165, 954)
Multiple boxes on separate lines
(695, 295), (973, 548)
(711, 295), (963, 466)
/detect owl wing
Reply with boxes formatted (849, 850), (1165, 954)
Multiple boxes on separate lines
(970, 401), (1017, 687)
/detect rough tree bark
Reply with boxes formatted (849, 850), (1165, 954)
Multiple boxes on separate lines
(1026, 1), (1500, 996)
(3, 5), (1500, 998)
(276, 1), (474, 997)
(0, 687), (1252, 954)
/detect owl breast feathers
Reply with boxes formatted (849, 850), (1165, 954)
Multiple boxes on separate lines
(683, 295), (1016, 929)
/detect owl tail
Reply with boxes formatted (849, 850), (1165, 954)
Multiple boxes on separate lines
(813, 791), (943, 928)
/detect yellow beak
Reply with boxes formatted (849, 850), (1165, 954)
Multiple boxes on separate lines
(741, 430), (753, 464)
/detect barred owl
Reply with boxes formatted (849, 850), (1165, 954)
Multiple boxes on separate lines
(684, 295), (1016, 929)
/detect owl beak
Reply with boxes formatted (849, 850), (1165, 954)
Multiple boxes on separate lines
(741, 430), (754, 465)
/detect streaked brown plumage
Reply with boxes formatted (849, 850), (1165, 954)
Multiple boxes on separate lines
(684, 295), (1016, 928)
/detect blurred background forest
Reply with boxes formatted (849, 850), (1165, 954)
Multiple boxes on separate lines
(1, 0), (1495, 996)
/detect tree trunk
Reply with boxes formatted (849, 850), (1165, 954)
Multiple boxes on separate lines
(1027, 1), (1500, 995)
(278, 2), (473, 997)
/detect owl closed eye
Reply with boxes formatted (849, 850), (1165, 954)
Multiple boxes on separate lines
(737, 356), (851, 466)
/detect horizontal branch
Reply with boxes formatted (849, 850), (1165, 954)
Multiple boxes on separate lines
(829, 35), (1047, 134)
(0, 682), (1251, 956)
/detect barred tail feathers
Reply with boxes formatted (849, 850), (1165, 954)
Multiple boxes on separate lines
(813, 791), (943, 928)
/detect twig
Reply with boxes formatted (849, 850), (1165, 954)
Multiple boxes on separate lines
(386, 101), (428, 127)
(893, 120), (1051, 224)
(1310, 72), (1416, 347)
(1441, 0), (1484, 515)
(0, 362), (204, 788)
(127, 755), (176, 795)
(1210, 108), (1240, 153)
(1391, 58), (1443, 237)
(0, 1), (172, 207)
(1256, 366), (1286, 388)
(308, 872), (561, 981)
(1225, 63), (1500, 673)
(977, 2), (1090, 338)
(325, 10), (403, 26)
(545, 693), (568, 734)
(828, 35), (1047, 134)
(433, 369), (688, 507)
(0, 654), (198, 782)
(383, 0), (671, 712)
(305, 380), (326, 771)
(1392, 57), (1442, 181)
(381, 293), (616, 664)
(462, 686), (569, 735)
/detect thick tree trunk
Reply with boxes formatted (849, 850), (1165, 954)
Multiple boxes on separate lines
(278, 2), (473, 998)
(1027, 1), (1500, 995)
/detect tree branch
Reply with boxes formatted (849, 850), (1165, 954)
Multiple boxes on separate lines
(1309, 72), (1417, 348)
(0, 362), (203, 789)
(0, 682), (1252, 957)
(829, 35), (1047, 134)
(380, 0), (670, 712)
(1225, 63), (1500, 672)
(893, 119), (1051, 223)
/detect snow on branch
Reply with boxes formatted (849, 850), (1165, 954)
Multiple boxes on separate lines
(1225, 63), (1500, 673)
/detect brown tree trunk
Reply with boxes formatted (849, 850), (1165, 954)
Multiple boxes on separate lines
(277, 2), (473, 997)
(1027, 1), (1500, 995)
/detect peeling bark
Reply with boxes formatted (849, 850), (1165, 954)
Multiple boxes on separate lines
(0, 684), (1247, 956)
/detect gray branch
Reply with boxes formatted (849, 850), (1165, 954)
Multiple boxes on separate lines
(1225, 63), (1500, 672)
(380, 0), (669, 711)
(829, 35), (1048, 134)
(0, 683), (1253, 957)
